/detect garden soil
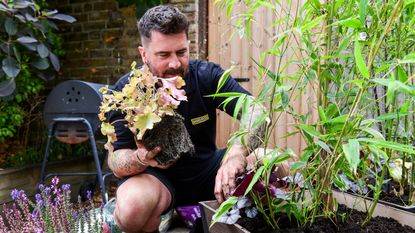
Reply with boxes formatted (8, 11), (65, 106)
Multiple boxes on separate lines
(237, 205), (415, 233)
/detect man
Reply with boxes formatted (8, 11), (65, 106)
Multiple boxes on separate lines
(107, 5), (264, 232)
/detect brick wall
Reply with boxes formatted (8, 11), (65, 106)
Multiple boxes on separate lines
(48, 0), (202, 85)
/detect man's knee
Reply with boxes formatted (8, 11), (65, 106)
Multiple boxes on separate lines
(113, 174), (172, 232)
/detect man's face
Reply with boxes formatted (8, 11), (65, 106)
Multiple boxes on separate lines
(138, 31), (189, 78)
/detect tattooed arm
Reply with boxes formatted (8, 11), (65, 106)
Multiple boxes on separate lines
(108, 145), (162, 178)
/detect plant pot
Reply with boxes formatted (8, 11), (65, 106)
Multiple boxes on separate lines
(200, 190), (415, 232)
(332, 190), (415, 228)
(344, 190), (415, 213)
(199, 200), (250, 233)
(377, 199), (415, 213)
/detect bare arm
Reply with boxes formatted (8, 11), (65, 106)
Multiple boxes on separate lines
(215, 99), (268, 202)
(108, 149), (145, 178)
(108, 145), (162, 178)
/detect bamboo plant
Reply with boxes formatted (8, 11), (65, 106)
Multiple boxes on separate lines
(212, 0), (415, 229)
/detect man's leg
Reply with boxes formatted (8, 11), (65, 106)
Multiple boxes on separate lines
(114, 173), (172, 233)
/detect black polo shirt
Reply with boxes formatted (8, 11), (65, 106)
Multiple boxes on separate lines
(108, 59), (249, 198)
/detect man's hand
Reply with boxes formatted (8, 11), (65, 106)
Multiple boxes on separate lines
(214, 145), (249, 203)
(134, 144), (173, 169)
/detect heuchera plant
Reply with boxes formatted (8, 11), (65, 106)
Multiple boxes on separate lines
(0, 177), (104, 232)
(98, 62), (187, 153)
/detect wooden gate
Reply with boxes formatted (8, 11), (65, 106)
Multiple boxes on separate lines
(208, 0), (316, 156)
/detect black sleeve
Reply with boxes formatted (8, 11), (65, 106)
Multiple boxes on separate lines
(105, 73), (137, 151)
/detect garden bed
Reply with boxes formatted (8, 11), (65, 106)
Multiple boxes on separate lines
(200, 190), (415, 233)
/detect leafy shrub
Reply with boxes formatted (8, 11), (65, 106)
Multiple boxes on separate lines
(0, 0), (75, 144)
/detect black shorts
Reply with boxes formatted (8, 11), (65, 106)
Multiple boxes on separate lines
(120, 149), (226, 213)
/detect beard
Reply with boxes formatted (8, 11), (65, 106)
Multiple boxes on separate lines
(145, 60), (187, 78)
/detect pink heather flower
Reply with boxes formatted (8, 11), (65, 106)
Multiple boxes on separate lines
(51, 176), (59, 186)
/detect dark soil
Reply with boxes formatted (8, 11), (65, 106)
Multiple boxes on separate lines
(142, 114), (194, 165)
(237, 205), (415, 233)
(380, 191), (410, 206)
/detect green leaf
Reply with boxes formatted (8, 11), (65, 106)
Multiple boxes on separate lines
(216, 66), (235, 94)
(316, 140), (332, 154)
(290, 161), (307, 171)
(342, 139), (360, 174)
(354, 35), (369, 78)
(397, 65), (408, 82)
(359, 0), (368, 23)
(318, 106), (327, 122)
(400, 53), (415, 64)
(338, 18), (363, 28)
(301, 14), (325, 31)
(31, 57), (49, 70)
(233, 94), (247, 119)
(37, 43), (49, 58)
(244, 166), (265, 196)
(358, 138), (415, 154)
(2, 56), (20, 78)
(211, 196), (238, 227)
(361, 127), (385, 140)
(298, 124), (319, 138)
(375, 112), (409, 121)
(5, 18), (17, 35)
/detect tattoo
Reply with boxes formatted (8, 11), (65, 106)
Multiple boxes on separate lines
(111, 150), (143, 176)
(239, 99), (268, 152)
(248, 121), (267, 152)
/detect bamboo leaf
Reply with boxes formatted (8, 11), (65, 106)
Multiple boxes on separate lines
(358, 138), (415, 154)
(211, 196), (238, 227)
(233, 94), (247, 119)
(290, 161), (307, 171)
(343, 139), (360, 174)
(244, 166), (265, 196)
(354, 35), (369, 78)
(338, 18), (363, 28)
(361, 127), (385, 140)
(301, 14), (326, 31)
(215, 66), (235, 94)
(359, 0), (368, 23)
(396, 65), (408, 82)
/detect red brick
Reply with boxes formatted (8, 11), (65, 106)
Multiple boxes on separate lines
(94, 2), (118, 11)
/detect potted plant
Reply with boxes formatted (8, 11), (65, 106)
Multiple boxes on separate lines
(99, 63), (194, 165)
(203, 0), (415, 232)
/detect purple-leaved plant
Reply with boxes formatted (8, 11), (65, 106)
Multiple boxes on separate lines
(0, 176), (104, 232)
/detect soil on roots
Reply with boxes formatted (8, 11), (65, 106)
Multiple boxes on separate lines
(237, 205), (415, 233)
(142, 114), (194, 165)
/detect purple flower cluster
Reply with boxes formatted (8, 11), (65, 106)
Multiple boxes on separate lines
(0, 176), (104, 232)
